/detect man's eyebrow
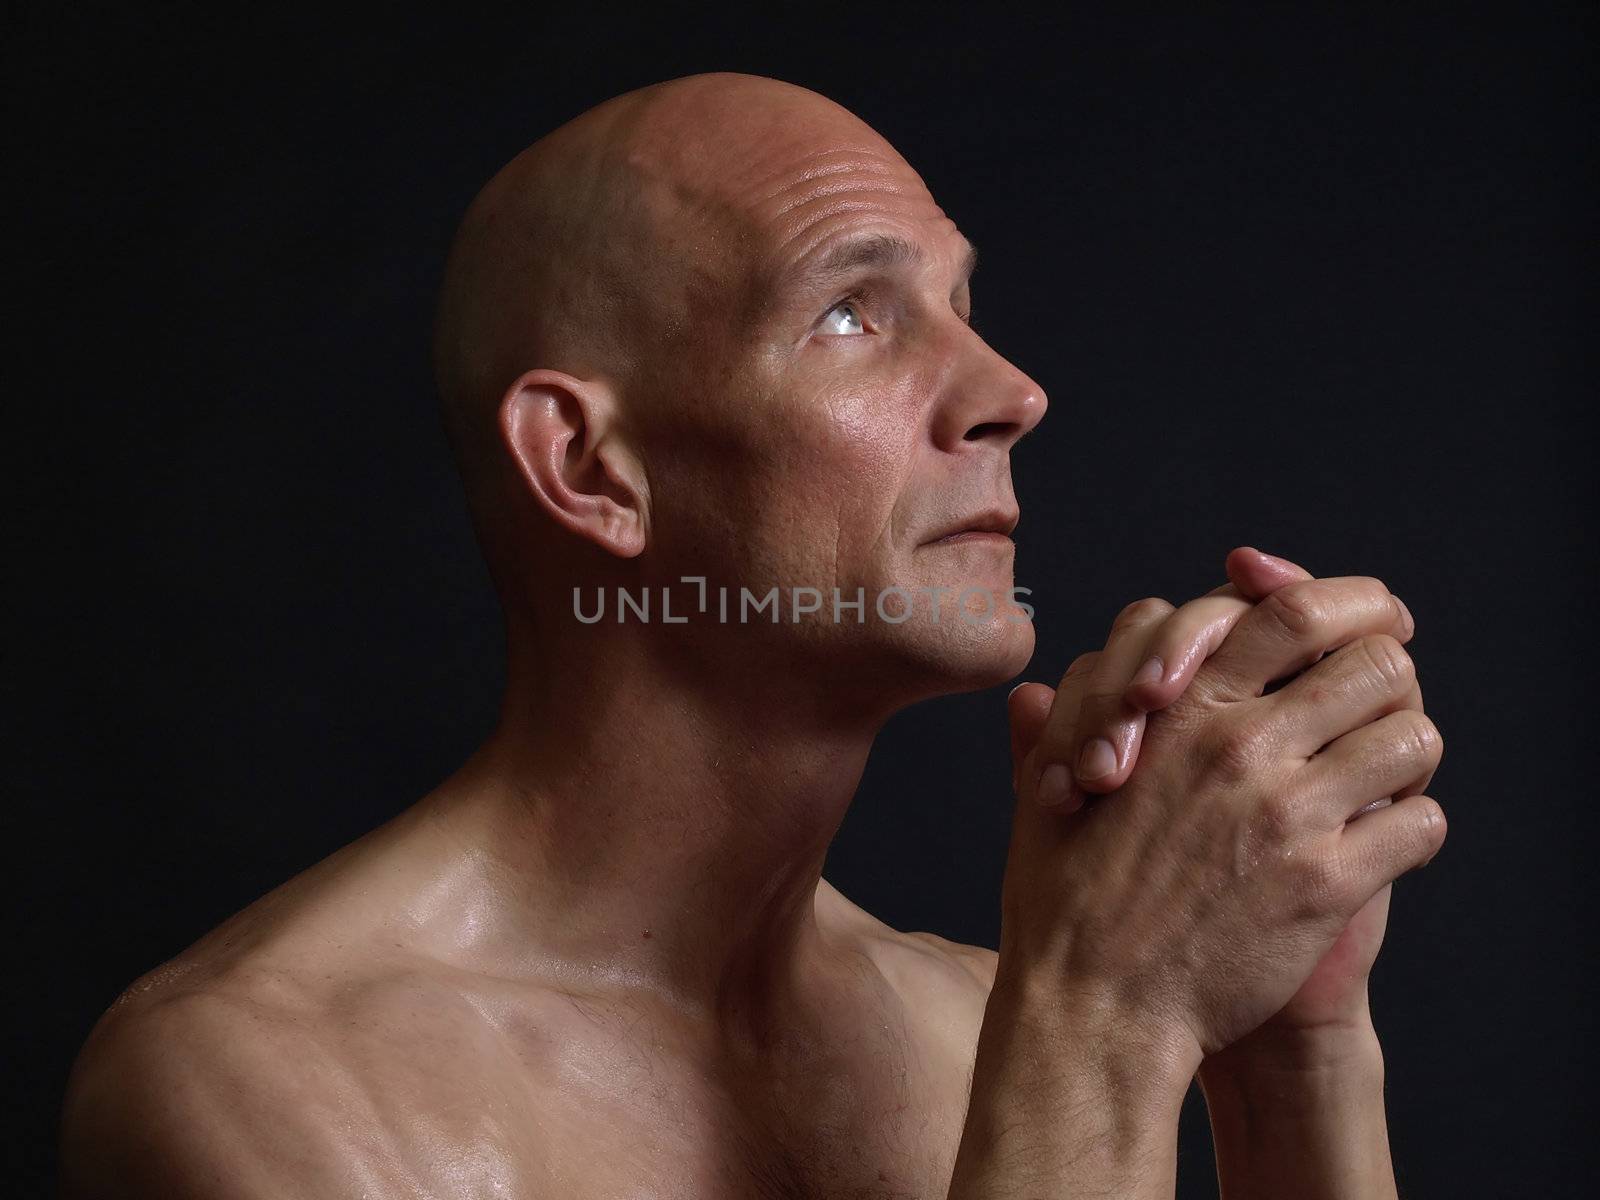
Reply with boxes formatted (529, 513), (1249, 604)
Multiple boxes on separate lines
(769, 233), (979, 299)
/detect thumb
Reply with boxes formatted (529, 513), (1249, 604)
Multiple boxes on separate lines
(1007, 682), (1056, 793)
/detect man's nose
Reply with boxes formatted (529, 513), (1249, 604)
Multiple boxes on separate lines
(930, 344), (1049, 454)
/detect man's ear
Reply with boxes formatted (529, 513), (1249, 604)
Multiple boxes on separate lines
(498, 368), (647, 558)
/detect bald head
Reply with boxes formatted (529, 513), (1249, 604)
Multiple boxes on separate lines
(428, 71), (1041, 701)
(431, 73), (898, 517)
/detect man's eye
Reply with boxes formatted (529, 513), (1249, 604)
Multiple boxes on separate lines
(819, 298), (866, 336)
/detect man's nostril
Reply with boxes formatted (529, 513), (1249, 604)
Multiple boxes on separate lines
(964, 421), (1013, 442)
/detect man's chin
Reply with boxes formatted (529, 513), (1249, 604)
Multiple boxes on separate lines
(952, 619), (1037, 689)
(877, 611), (1037, 699)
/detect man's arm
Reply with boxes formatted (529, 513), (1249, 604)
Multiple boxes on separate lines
(1199, 1015), (1395, 1200)
(1188, 568), (1433, 1199)
(950, 570), (1271, 1197)
(945, 568), (1443, 1198)
(1196, 879), (1418, 1199)
(949, 1014), (1402, 1200)
(947, 969), (1199, 1199)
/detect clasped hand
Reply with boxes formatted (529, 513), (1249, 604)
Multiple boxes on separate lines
(999, 546), (1446, 1061)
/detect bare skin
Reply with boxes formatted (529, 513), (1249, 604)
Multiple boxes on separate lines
(60, 72), (1445, 1199)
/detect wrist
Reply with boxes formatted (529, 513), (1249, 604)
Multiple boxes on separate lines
(990, 962), (1204, 1104)
(950, 966), (1201, 1197)
(1200, 1012), (1383, 1083)
(1198, 1018), (1395, 1199)
(1198, 1019), (1385, 1119)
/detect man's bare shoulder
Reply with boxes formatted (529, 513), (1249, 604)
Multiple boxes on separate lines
(61, 949), (543, 1199)
(62, 970), (343, 1198)
(821, 880), (997, 995)
(819, 882), (997, 1066)
(905, 931), (999, 993)
(59, 816), (554, 1200)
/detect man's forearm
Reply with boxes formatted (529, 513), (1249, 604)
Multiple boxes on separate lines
(1198, 1021), (1396, 1200)
(947, 971), (1200, 1199)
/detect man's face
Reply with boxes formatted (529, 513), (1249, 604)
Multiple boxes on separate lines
(628, 114), (1048, 703)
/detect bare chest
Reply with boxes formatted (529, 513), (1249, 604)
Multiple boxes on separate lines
(375, 988), (975, 1199)
(525, 1029), (969, 1199)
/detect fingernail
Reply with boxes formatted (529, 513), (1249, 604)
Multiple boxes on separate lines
(1037, 763), (1073, 807)
(1393, 595), (1415, 638)
(1077, 737), (1117, 781)
(1131, 655), (1164, 688)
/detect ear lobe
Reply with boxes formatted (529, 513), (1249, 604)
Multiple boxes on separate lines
(499, 369), (647, 558)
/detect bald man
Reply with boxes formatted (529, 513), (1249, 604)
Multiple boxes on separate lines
(61, 73), (1445, 1198)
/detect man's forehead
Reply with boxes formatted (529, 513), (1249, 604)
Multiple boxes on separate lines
(703, 156), (975, 310)
(768, 230), (979, 300)
(599, 76), (973, 308)
(735, 147), (966, 280)
(622, 153), (973, 322)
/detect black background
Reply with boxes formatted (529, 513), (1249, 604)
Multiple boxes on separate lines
(9, 3), (1594, 1194)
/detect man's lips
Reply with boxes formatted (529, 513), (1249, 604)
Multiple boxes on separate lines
(930, 530), (1013, 547)
(923, 509), (1020, 546)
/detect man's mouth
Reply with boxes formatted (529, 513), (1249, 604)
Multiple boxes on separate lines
(923, 508), (1020, 546)
(930, 529), (1013, 546)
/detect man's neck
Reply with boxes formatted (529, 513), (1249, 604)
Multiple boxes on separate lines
(420, 627), (890, 1044)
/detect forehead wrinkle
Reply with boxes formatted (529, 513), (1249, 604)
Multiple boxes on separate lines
(776, 233), (926, 298)
(744, 144), (930, 239)
(740, 140), (904, 183)
(741, 146), (903, 205)
(766, 191), (944, 269)
(649, 146), (910, 292)
(765, 215), (979, 306)
(754, 148), (931, 216)
(767, 177), (909, 225)
(721, 138), (969, 322)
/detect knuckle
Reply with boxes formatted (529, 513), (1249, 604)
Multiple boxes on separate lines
(1079, 692), (1129, 726)
(1074, 690), (1124, 730)
(1035, 733), (1077, 769)
(1413, 796), (1448, 850)
(1291, 849), (1353, 915)
(1346, 575), (1393, 615)
(1253, 791), (1299, 844)
(1359, 634), (1414, 690)
(1262, 584), (1332, 642)
(1114, 596), (1174, 631)
(1398, 712), (1443, 766)
(1065, 651), (1100, 677)
(1206, 715), (1273, 784)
